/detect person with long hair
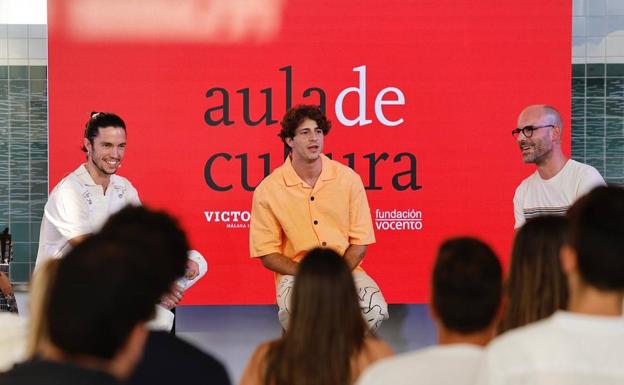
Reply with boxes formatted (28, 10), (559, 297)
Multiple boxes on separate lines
(479, 186), (624, 385)
(240, 248), (393, 385)
(498, 215), (569, 334)
(25, 259), (60, 359)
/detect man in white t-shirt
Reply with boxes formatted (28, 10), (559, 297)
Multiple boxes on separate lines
(512, 105), (605, 229)
(357, 237), (503, 385)
(36, 112), (201, 315)
(479, 186), (624, 385)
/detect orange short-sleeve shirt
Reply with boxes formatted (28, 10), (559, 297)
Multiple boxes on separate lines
(250, 154), (375, 274)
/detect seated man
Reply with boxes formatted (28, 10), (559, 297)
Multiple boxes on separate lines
(358, 237), (503, 385)
(478, 186), (624, 385)
(250, 105), (388, 330)
(34, 112), (205, 324)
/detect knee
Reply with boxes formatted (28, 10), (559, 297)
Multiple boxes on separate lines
(362, 295), (389, 331)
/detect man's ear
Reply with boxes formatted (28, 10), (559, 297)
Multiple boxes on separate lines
(560, 244), (577, 276)
(285, 137), (294, 149)
(84, 138), (92, 155)
(552, 124), (563, 144)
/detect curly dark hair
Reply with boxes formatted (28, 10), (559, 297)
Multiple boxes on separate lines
(278, 105), (331, 148)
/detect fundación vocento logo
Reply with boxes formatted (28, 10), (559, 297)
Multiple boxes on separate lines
(204, 210), (250, 229)
(374, 209), (423, 231)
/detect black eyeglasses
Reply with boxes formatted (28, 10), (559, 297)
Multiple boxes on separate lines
(511, 125), (554, 139)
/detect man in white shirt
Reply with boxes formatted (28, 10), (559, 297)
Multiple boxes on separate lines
(357, 237), (503, 385)
(36, 112), (139, 267)
(512, 105), (605, 229)
(479, 186), (624, 385)
(36, 112), (201, 315)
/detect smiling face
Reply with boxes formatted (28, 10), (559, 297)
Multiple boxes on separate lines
(516, 106), (560, 165)
(286, 118), (324, 164)
(84, 126), (127, 178)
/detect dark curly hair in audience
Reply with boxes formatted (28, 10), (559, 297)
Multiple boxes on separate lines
(278, 105), (331, 148)
(46, 206), (189, 360)
(567, 185), (624, 290)
(499, 216), (569, 334)
(433, 237), (502, 334)
(46, 234), (164, 360)
(98, 205), (189, 288)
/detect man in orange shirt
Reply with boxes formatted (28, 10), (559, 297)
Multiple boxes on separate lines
(250, 105), (388, 330)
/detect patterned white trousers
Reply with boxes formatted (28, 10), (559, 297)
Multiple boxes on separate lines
(276, 271), (389, 331)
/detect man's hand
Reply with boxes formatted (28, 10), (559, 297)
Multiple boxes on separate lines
(160, 283), (185, 310)
(343, 244), (368, 270)
(185, 259), (199, 280)
(260, 253), (299, 276)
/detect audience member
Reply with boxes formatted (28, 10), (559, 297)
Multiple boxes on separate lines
(129, 331), (231, 385)
(240, 248), (393, 385)
(357, 237), (503, 385)
(97, 204), (189, 330)
(0, 233), (169, 384)
(25, 259), (60, 359)
(96, 207), (230, 385)
(1, 206), (230, 385)
(478, 185), (624, 385)
(498, 216), (568, 334)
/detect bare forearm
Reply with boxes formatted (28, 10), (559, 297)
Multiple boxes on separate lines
(344, 244), (367, 270)
(260, 253), (299, 276)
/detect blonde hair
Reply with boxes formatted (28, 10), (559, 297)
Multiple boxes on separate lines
(26, 259), (60, 357)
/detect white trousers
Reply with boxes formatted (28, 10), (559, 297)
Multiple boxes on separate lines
(276, 271), (389, 331)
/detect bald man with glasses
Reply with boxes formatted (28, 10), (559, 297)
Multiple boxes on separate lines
(511, 104), (605, 229)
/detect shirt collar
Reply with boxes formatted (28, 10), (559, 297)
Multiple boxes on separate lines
(282, 154), (336, 187)
(76, 163), (115, 188)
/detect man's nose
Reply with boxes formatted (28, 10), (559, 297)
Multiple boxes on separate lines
(516, 131), (527, 142)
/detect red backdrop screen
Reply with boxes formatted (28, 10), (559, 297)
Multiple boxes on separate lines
(48, 0), (572, 304)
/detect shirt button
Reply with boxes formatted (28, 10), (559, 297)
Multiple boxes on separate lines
(322, 242), (327, 246)
(314, 220), (318, 225)
(310, 196), (315, 201)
